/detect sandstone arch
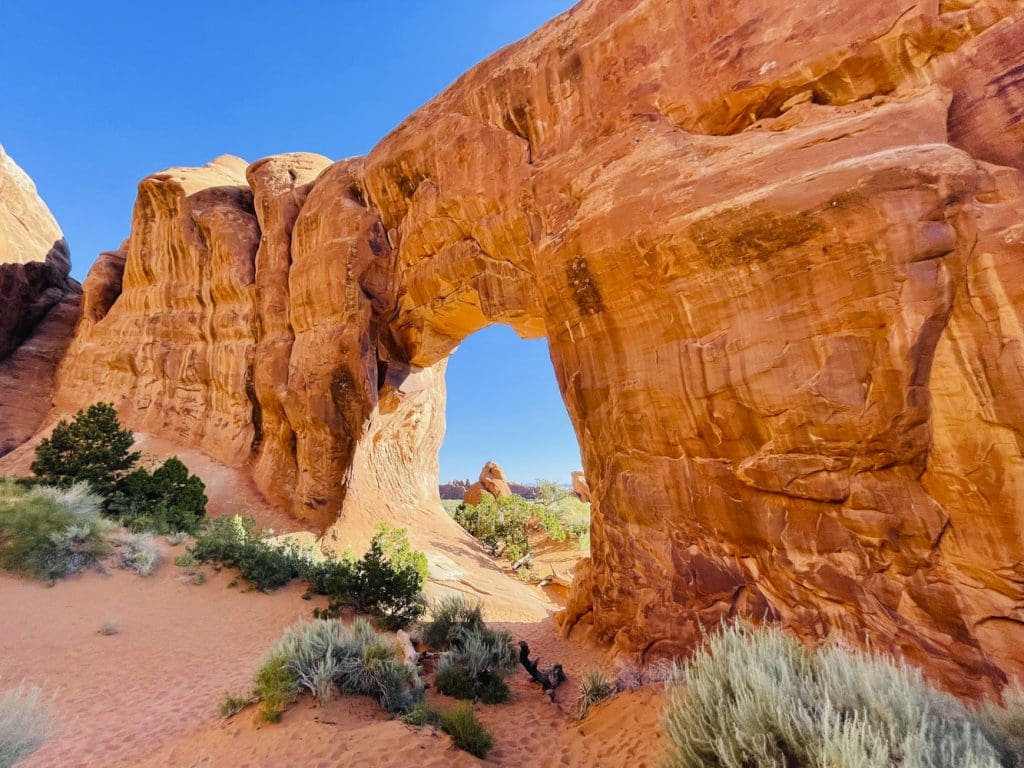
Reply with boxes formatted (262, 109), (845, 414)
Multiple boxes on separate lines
(34, 0), (1024, 696)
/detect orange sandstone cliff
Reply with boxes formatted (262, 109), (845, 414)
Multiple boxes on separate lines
(0, 146), (80, 455)
(8, 0), (1024, 694)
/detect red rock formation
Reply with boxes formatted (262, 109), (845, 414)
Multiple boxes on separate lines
(0, 146), (80, 454)
(463, 461), (513, 505)
(571, 472), (590, 503)
(20, 0), (1024, 694)
(55, 156), (260, 465)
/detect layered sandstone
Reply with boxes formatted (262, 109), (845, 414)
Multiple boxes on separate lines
(34, 0), (1024, 694)
(0, 146), (80, 454)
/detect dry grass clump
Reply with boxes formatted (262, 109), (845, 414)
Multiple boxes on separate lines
(0, 684), (51, 767)
(662, 624), (1024, 768)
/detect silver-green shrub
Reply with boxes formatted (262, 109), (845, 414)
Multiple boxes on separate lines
(662, 624), (1019, 768)
(0, 684), (51, 767)
(112, 531), (161, 576)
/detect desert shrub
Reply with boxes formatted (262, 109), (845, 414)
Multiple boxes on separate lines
(0, 684), (51, 768)
(453, 493), (532, 560)
(0, 483), (112, 580)
(189, 515), (308, 591)
(31, 403), (139, 498)
(253, 617), (423, 720)
(440, 702), (493, 759)
(166, 531), (188, 546)
(419, 595), (486, 651)
(435, 660), (479, 700)
(253, 653), (298, 723)
(440, 499), (462, 517)
(434, 625), (516, 703)
(111, 531), (161, 576)
(335, 618), (424, 714)
(455, 485), (592, 560)
(99, 619), (120, 636)
(192, 519), (426, 627)
(313, 526), (427, 630)
(219, 693), (249, 719)
(107, 457), (207, 534)
(273, 618), (345, 706)
(978, 684), (1024, 768)
(577, 669), (615, 719)
(403, 700), (442, 727)
(536, 479), (591, 549)
(662, 624), (1016, 768)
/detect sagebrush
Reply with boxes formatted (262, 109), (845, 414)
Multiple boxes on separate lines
(0, 481), (112, 580)
(662, 624), (1024, 768)
(252, 617), (423, 722)
(0, 684), (51, 768)
(434, 624), (517, 704)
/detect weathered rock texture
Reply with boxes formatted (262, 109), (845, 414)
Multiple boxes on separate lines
(0, 146), (80, 455)
(41, 0), (1024, 694)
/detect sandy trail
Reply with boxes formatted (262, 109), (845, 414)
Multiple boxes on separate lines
(1, 429), (664, 766)
(1, 552), (665, 768)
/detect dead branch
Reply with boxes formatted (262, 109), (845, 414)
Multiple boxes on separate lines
(518, 640), (566, 701)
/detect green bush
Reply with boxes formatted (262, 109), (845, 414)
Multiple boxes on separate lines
(31, 403), (139, 498)
(662, 623), (1023, 768)
(434, 625), (517, 704)
(189, 516), (308, 592)
(402, 700), (442, 727)
(978, 685), (1024, 768)
(313, 526), (427, 630)
(192, 519), (426, 628)
(403, 700), (495, 758)
(0, 684), (51, 768)
(576, 669), (615, 719)
(453, 493), (532, 561)
(419, 595), (486, 651)
(440, 702), (493, 759)
(108, 457), (207, 534)
(454, 486), (592, 561)
(434, 661), (478, 700)
(253, 653), (297, 723)
(335, 619), (423, 713)
(0, 482), (112, 580)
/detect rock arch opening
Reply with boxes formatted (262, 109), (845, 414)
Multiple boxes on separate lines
(438, 323), (585, 501)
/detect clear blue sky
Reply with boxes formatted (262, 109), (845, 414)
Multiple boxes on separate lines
(0, 0), (581, 484)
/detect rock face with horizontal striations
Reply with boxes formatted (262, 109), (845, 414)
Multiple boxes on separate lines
(0, 145), (80, 455)
(19, 0), (1024, 695)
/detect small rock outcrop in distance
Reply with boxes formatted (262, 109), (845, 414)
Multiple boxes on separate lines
(570, 471), (590, 503)
(463, 461), (513, 506)
(439, 479), (471, 501)
(0, 145), (81, 455)
(5, 0), (1024, 697)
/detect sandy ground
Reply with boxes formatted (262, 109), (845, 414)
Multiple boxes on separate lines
(0, 428), (666, 767)
(0, 546), (665, 768)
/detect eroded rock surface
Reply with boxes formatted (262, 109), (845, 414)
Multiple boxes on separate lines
(28, 0), (1024, 694)
(0, 146), (80, 454)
